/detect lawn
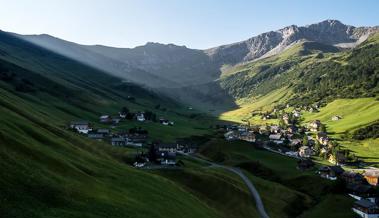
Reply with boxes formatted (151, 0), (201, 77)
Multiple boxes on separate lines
(302, 98), (379, 166)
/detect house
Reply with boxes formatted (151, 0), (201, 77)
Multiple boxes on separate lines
(157, 144), (178, 153)
(239, 131), (256, 142)
(136, 113), (145, 122)
(308, 120), (321, 132)
(287, 125), (298, 134)
(293, 110), (301, 118)
(290, 139), (302, 147)
(269, 134), (283, 144)
(100, 115), (112, 123)
(364, 170), (379, 186)
(112, 118), (121, 124)
(97, 129), (110, 135)
(298, 146), (313, 158)
(352, 199), (379, 218)
(332, 115), (342, 121)
(316, 132), (329, 145)
(158, 151), (176, 165)
(318, 166), (345, 180)
(259, 126), (269, 135)
(270, 125), (281, 134)
(328, 152), (347, 165)
(88, 133), (104, 140)
(282, 114), (290, 125)
(297, 159), (315, 171)
(225, 131), (238, 141)
(126, 134), (147, 147)
(111, 137), (127, 146)
(119, 112), (127, 119)
(341, 171), (364, 185)
(70, 121), (91, 134)
(347, 184), (378, 203)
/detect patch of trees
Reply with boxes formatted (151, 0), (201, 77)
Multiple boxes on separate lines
(352, 121), (379, 140)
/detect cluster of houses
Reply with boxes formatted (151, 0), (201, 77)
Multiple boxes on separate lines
(224, 125), (255, 142)
(134, 142), (198, 167)
(70, 121), (148, 147)
(316, 166), (379, 217)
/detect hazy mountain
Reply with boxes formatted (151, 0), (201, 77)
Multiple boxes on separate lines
(206, 19), (378, 65)
(13, 19), (378, 112)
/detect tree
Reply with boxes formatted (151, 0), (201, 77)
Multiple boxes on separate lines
(121, 106), (129, 114)
(320, 124), (327, 133)
(314, 141), (321, 154)
(302, 135), (309, 146)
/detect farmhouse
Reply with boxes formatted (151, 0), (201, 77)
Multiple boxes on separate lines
(364, 170), (379, 186)
(127, 134), (147, 147)
(239, 131), (256, 142)
(316, 132), (329, 145)
(111, 137), (127, 146)
(88, 133), (104, 140)
(318, 166), (344, 180)
(298, 146), (313, 158)
(308, 120), (321, 132)
(332, 115), (342, 121)
(225, 131), (239, 141)
(341, 171), (364, 185)
(352, 199), (379, 218)
(70, 121), (91, 134)
(136, 112), (145, 122)
(157, 144), (178, 153)
(293, 110), (301, 118)
(347, 184), (377, 203)
(100, 115), (112, 123)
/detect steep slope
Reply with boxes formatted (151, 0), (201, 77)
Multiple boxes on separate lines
(206, 20), (378, 65)
(0, 32), (238, 218)
(220, 33), (379, 105)
(14, 20), (378, 113)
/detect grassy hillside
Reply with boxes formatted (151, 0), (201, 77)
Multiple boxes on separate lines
(198, 139), (355, 218)
(220, 33), (379, 106)
(302, 98), (379, 166)
(0, 32), (238, 218)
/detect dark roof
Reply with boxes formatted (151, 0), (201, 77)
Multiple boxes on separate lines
(71, 121), (89, 125)
(158, 144), (177, 149)
(347, 184), (374, 194)
(111, 137), (125, 142)
(354, 199), (377, 208)
(330, 166), (345, 174)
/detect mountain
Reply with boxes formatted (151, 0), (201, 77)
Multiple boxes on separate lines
(13, 20), (379, 113)
(206, 19), (378, 65)
(0, 30), (251, 218)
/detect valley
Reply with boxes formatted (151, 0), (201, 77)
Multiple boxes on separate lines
(0, 18), (378, 218)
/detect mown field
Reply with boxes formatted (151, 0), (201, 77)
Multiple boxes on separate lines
(302, 98), (379, 166)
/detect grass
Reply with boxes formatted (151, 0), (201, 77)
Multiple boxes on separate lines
(198, 138), (356, 218)
(0, 32), (224, 218)
(302, 98), (379, 166)
(219, 87), (292, 123)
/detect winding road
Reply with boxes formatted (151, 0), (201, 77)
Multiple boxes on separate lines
(180, 153), (270, 218)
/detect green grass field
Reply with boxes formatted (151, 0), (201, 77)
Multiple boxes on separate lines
(302, 98), (379, 166)
(198, 139), (356, 218)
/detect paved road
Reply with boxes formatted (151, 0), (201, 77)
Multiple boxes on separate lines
(180, 153), (270, 218)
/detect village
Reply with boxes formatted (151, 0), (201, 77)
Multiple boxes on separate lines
(69, 107), (197, 168)
(223, 106), (379, 218)
(68, 104), (379, 218)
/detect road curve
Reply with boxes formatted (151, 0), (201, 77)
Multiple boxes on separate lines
(180, 153), (270, 218)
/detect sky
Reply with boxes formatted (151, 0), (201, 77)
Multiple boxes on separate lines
(0, 0), (378, 49)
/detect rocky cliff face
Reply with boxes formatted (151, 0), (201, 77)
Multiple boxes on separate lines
(205, 20), (378, 65)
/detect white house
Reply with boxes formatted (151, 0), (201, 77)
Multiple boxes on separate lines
(136, 113), (145, 122)
(352, 199), (379, 218)
(70, 121), (91, 134)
